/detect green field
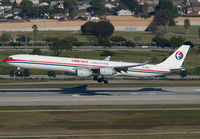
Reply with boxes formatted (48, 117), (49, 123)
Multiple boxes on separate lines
(159, 25), (200, 36)
(1, 105), (200, 138)
(17, 27), (200, 45)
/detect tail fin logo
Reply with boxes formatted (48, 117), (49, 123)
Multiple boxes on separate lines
(175, 51), (184, 60)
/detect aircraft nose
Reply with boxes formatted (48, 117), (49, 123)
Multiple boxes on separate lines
(3, 58), (9, 63)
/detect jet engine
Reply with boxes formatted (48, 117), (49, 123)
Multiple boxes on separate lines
(99, 68), (114, 76)
(76, 68), (91, 77)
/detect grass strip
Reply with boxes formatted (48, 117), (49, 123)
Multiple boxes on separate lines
(0, 109), (200, 136)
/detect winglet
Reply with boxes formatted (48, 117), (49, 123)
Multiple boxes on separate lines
(104, 56), (111, 61)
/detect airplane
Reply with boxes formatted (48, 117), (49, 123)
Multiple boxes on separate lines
(3, 45), (190, 84)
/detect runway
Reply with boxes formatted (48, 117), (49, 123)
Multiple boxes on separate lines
(0, 86), (200, 106)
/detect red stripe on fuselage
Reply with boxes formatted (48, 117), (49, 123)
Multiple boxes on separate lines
(4, 58), (170, 73)
(129, 68), (169, 73)
(4, 58), (106, 68)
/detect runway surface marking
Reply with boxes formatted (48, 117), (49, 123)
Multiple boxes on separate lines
(0, 87), (200, 105)
(1, 132), (200, 138)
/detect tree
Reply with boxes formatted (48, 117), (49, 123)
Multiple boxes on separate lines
(92, 21), (114, 39)
(155, 0), (177, 16)
(32, 24), (38, 47)
(110, 36), (126, 46)
(81, 21), (114, 46)
(2, 0), (11, 5)
(32, 48), (42, 55)
(16, 35), (31, 43)
(134, 36), (142, 47)
(169, 36), (185, 49)
(98, 38), (111, 47)
(20, 0), (34, 18)
(199, 27), (200, 39)
(81, 21), (96, 35)
(49, 37), (72, 56)
(88, 2), (110, 16)
(154, 0), (176, 33)
(145, 21), (158, 33)
(124, 41), (135, 48)
(152, 36), (170, 48)
(118, 0), (139, 12)
(184, 41), (194, 48)
(81, 21), (114, 44)
(154, 9), (175, 33)
(184, 19), (190, 35)
(100, 50), (115, 56)
(90, 0), (102, 5)
(0, 32), (11, 46)
(64, 0), (77, 13)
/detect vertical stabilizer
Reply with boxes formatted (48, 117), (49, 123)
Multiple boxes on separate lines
(157, 45), (190, 69)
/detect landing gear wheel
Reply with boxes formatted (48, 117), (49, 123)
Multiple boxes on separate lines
(93, 76), (98, 81)
(97, 78), (103, 83)
(104, 80), (108, 84)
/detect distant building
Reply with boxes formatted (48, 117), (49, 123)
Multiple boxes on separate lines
(30, 0), (39, 5)
(138, 0), (159, 5)
(190, 0), (200, 3)
(14, 15), (22, 19)
(105, 0), (119, 8)
(52, 13), (67, 19)
(104, 3), (116, 9)
(117, 9), (134, 16)
(10, 0), (22, 5)
(4, 13), (13, 18)
(50, 1), (64, 9)
(12, 8), (22, 15)
(187, 7), (200, 15)
(77, 0), (90, 10)
(73, 9), (91, 19)
(40, 2), (49, 6)
(0, 4), (12, 14)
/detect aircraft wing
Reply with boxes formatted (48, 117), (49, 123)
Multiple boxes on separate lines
(113, 61), (149, 72)
(89, 61), (148, 73)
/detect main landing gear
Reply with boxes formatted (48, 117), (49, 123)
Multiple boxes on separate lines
(93, 76), (109, 84)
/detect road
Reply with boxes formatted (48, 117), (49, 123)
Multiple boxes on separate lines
(1, 132), (200, 138)
(0, 87), (200, 106)
(0, 48), (172, 52)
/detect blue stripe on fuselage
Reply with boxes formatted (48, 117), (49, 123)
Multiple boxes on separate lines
(8, 61), (167, 75)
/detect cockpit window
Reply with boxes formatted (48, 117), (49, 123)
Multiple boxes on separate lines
(8, 57), (12, 59)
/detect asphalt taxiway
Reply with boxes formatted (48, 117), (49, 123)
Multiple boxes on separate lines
(0, 86), (200, 106)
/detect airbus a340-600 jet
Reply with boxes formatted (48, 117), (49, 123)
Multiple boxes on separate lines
(4, 45), (190, 84)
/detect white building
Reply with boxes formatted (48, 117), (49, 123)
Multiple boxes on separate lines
(10, 0), (22, 5)
(104, 3), (116, 9)
(117, 9), (134, 16)
(30, 0), (39, 5)
(190, 0), (200, 3)
(40, 2), (49, 6)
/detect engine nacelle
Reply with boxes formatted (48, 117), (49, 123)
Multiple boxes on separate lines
(99, 68), (114, 76)
(76, 68), (91, 77)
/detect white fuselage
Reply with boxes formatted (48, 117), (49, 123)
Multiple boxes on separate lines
(4, 54), (170, 77)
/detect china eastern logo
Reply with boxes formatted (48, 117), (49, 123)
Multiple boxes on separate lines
(175, 51), (184, 60)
